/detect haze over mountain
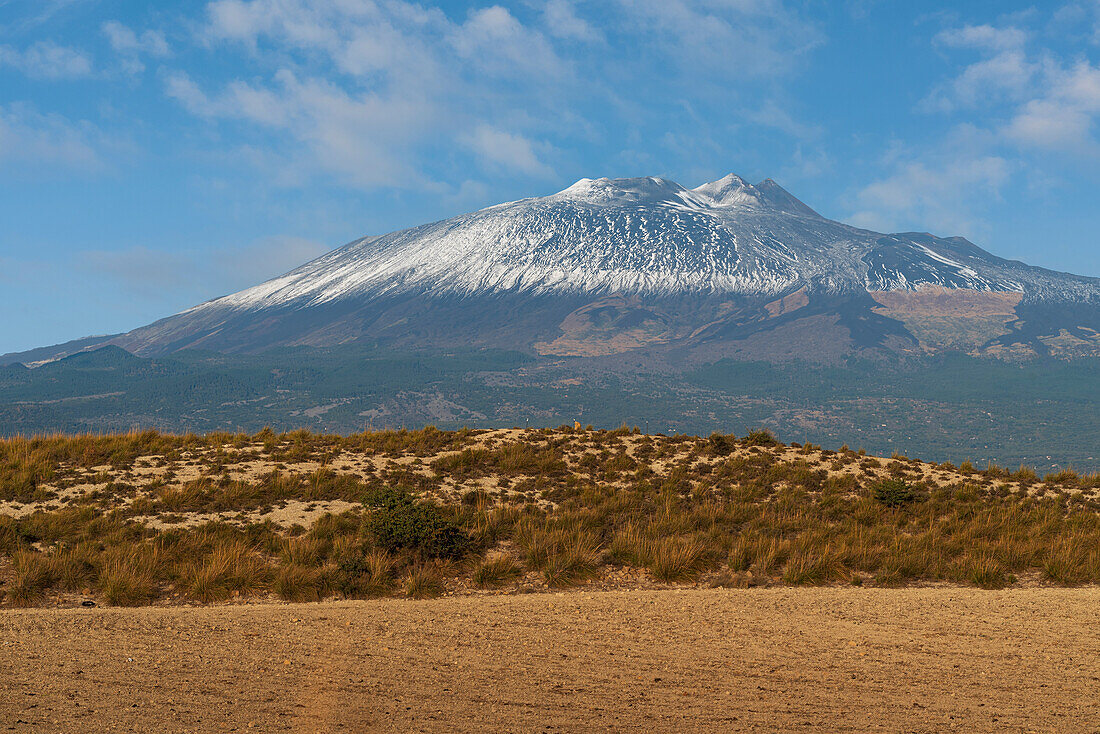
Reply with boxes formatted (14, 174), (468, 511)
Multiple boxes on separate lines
(8, 174), (1100, 366)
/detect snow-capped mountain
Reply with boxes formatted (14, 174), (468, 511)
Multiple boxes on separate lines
(23, 175), (1100, 363)
(140, 174), (1100, 309)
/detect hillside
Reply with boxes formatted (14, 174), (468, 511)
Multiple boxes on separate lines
(3, 426), (1100, 610)
(3, 346), (1100, 470)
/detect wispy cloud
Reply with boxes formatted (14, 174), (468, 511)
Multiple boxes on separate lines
(853, 8), (1100, 237)
(159, 0), (824, 192)
(463, 124), (555, 177)
(542, 0), (602, 42)
(0, 40), (92, 78)
(102, 21), (168, 56)
(849, 129), (1010, 237)
(613, 0), (823, 79)
(175, 0), (572, 188)
(0, 103), (110, 173)
(1002, 60), (1100, 153)
(101, 20), (169, 73)
(924, 16), (1100, 155)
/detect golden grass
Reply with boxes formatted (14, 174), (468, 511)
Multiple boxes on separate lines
(4, 427), (1100, 607)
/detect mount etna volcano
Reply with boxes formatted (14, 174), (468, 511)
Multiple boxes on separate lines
(6, 175), (1100, 466)
(15, 174), (1100, 365)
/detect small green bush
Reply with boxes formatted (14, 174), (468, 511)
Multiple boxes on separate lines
(363, 487), (469, 560)
(871, 478), (916, 508)
(707, 433), (736, 456)
(743, 429), (779, 447)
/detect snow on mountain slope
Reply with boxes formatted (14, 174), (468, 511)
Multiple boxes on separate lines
(192, 174), (1100, 318)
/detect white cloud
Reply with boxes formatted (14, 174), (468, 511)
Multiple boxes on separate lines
(164, 72), (213, 114)
(926, 19), (1100, 156)
(543, 0), (602, 42)
(923, 24), (1037, 112)
(850, 149), (1010, 237)
(448, 6), (564, 79)
(1003, 60), (1100, 152)
(747, 100), (822, 140)
(463, 124), (554, 177)
(924, 50), (1038, 112)
(165, 69), (438, 187)
(162, 0), (821, 193)
(166, 71), (290, 125)
(102, 21), (169, 57)
(0, 40), (92, 79)
(0, 103), (107, 172)
(614, 0), (822, 79)
(170, 0), (575, 189)
(935, 24), (1027, 52)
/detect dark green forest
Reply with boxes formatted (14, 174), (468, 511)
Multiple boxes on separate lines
(1, 345), (1097, 470)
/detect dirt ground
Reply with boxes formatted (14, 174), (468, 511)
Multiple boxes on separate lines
(2, 587), (1099, 733)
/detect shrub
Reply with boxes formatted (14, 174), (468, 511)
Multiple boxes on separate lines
(7, 551), (53, 607)
(730, 534), (788, 577)
(743, 429), (779, 447)
(707, 433), (736, 456)
(608, 524), (654, 566)
(364, 487), (469, 560)
(748, 538), (788, 578)
(185, 541), (271, 603)
(99, 558), (155, 607)
(871, 478), (916, 508)
(781, 552), (838, 585)
(332, 548), (394, 598)
(280, 535), (329, 567)
(962, 554), (1012, 589)
(519, 528), (602, 587)
(50, 543), (98, 591)
(1041, 538), (1092, 585)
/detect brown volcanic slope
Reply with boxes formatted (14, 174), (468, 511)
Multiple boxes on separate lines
(3, 588), (1100, 732)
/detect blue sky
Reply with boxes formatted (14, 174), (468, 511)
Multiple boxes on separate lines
(2, 0), (1100, 353)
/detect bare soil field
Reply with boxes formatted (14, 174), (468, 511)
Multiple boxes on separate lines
(3, 587), (1100, 733)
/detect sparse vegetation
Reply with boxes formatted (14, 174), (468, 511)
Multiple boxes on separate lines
(3, 426), (1100, 608)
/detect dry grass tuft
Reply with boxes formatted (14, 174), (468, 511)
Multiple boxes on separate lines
(8, 551), (53, 607)
(274, 564), (327, 602)
(185, 541), (271, 603)
(403, 564), (444, 599)
(649, 536), (708, 582)
(473, 553), (522, 588)
(99, 558), (156, 607)
(6, 426), (1100, 608)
